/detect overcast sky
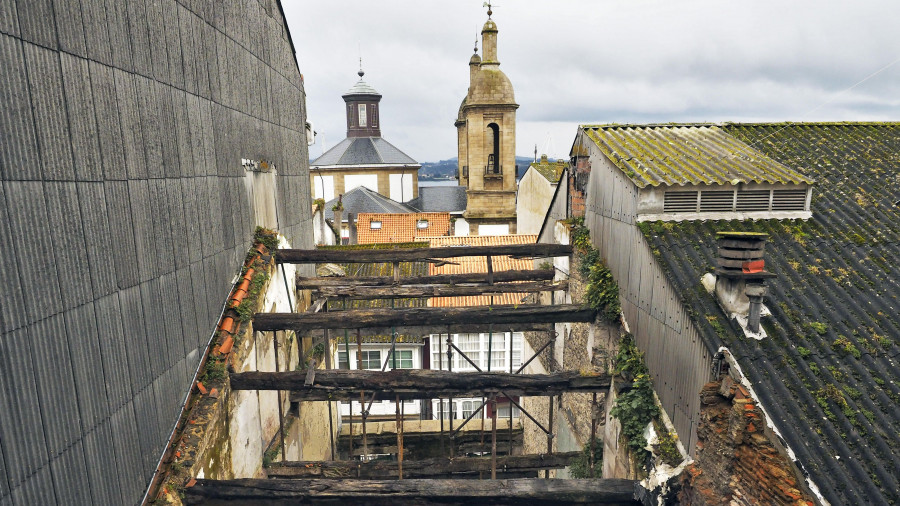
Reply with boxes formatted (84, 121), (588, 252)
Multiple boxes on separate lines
(283, 1), (900, 162)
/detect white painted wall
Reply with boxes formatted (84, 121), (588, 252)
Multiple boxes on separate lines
(344, 173), (379, 193)
(313, 174), (334, 201)
(389, 173), (414, 202)
(516, 168), (557, 235)
(478, 224), (510, 235)
(454, 218), (470, 236)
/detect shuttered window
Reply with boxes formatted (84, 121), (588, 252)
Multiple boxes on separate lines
(736, 190), (770, 211)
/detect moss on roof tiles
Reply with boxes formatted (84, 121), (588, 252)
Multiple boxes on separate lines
(582, 124), (813, 188)
(642, 123), (900, 505)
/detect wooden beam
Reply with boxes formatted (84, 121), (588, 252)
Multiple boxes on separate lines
(253, 304), (595, 332)
(230, 370), (612, 400)
(276, 244), (573, 264)
(314, 280), (568, 300)
(333, 323), (553, 337)
(267, 452), (581, 479)
(298, 269), (555, 289)
(184, 478), (639, 505)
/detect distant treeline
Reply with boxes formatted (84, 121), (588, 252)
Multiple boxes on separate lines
(420, 156), (541, 180)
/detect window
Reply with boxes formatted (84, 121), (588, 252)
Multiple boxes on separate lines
(387, 350), (414, 369)
(360, 350), (381, 370)
(358, 104), (367, 127)
(496, 402), (521, 418)
(338, 351), (350, 370)
(372, 104), (377, 126)
(370, 220), (382, 230)
(416, 219), (429, 229)
(461, 400), (476, 419)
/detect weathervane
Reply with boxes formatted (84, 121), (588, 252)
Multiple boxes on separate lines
(483, 1), (493, 18)
(358, 56), (364, 79)
(474, 32), (478, 54)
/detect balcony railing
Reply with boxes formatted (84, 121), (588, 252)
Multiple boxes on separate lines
(484, 165), (502, 176)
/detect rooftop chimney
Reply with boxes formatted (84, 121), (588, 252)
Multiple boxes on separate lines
(714, 232), (776, 334)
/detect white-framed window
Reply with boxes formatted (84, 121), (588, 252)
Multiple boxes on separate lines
(461, 400), (476, 419)
(388, 350), (414, 369)
(360, 350), (381, 370)
(338, 351), (349, 370)
(496, 402), (521, 419)
(370, 220), (382, 230)
(416, 219), (429, 229)
(358, 104), (367, 127)
(431, 333), (523, 372)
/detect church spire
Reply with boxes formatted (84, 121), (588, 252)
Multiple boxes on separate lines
(481, 6), (499, 64)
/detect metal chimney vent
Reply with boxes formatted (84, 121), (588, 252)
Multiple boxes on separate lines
(714, 232), (776, 334)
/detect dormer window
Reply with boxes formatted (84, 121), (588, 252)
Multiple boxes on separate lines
(416, 219), (429, 229)
(358, 104), (367, 127)
(370, 220), (382, 230)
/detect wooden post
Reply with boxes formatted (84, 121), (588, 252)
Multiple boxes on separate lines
(486, 255), (494, 285)
(273, 333), (285, 463)
(491, 395), (498, 480)
(396, 395), (403, 479)
(446, 332), (454, 459)
(356, 329), (367, 461)
(546, 395), (554, 478)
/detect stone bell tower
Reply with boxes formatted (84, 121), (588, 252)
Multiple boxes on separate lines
(455, 6), (519, 235)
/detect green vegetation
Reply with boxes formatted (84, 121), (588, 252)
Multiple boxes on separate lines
(567, 217), (621, 322)
(254, 226), (279, 252)
(655, 425), (682, 467)
(832, 336), (861, 359)
(200, 358), (226, 384)
(569, 438), (603, 478)
(797, 346), (811, 359)
(610, 335), (659, 460)
(809, 322), (829, 335)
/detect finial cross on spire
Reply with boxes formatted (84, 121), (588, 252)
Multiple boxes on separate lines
(358, 56), (364, 79)
(483, 1), (493, 18)
(474, 32), (478, 54)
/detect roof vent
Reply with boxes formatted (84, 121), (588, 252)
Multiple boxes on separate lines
(664, 191), (698, 212)
(772, 189), (807, 211)
(714, 232), (777, 335)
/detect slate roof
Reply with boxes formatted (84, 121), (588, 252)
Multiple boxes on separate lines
(641, 123), (900, 505)
(407, 185), (468, 213)
(323, 186), (413, 221)
(311, 137), (419, 167)
(424, 234), (538, 308)
(357, 212), (451, 244)
(343, 77), (381, 97)
(582, 124), (813, 188)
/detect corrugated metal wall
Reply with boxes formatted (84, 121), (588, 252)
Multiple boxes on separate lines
(0, 0), (311, 503)
(581, 131), (711, 453)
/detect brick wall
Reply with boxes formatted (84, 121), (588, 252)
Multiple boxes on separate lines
(679, 378), (815, 506)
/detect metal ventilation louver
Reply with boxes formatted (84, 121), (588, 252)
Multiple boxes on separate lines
(772, 189), (807, 211)
(664, 191), (698, 212)
(736, 190), (771, 211)
(699, 190), (734, 212)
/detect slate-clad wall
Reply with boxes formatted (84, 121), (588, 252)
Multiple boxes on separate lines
(580, 131), (711, 455)
(0, 0), (312, 504)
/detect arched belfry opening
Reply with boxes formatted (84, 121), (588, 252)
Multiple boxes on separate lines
(487, 123), (500, 174)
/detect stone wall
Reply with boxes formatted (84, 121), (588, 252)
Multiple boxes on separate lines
(678, 378), (816, 506)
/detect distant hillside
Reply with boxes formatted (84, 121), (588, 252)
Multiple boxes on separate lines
(420, 156), (539, 180)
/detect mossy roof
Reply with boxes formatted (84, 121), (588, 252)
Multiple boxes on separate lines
(581, 124), (813, 188)
(528, 156), (565, 183)
(640, 122), (900, 504)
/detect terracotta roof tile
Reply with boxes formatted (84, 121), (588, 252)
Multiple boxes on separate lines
(423, 235), (538, 307)
(357, 212), (450, 244)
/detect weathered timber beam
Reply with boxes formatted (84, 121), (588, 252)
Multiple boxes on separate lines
(333, 322), (553, 337)
(253, 304), (595, 332)
(276, 244), (573, 263)
(184, 478), (639, 505)
(267, 452), (580, 479)
(314, 280), (568, 300)
(230, 370), (612, 400)
(297, 269), (555, 289)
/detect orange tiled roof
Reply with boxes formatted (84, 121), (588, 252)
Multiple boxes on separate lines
(423, 234), (538, 307)
(357, 212), (451, 244)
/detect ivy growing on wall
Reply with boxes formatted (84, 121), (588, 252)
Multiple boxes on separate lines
(566, 217), (621, 323)
(610, 334), (660, 460)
